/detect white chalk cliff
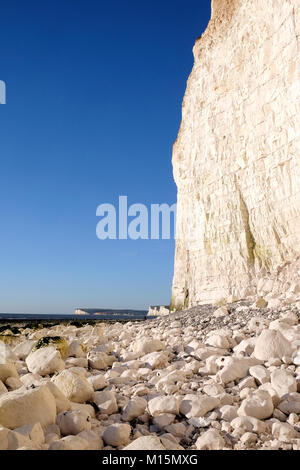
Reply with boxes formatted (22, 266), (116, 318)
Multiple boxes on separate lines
(171, 0), (300, 309)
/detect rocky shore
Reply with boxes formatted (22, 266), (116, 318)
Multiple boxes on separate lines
(1, 299), (300, 450)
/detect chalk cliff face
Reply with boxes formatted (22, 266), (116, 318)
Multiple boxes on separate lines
(171, 0), (300, 309)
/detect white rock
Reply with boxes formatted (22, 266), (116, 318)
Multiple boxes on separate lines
(180, 394), (220, 418)
(14, 422), (45, 445)
(103, 423), (131, 447)
(122, 397), (147, 421)
(132, 339), (164, 356)
(213, 307), (229, 318)
(253, 329), (292, 361)
(238, 390), (274, 420)
(26, 346), (65, 376)
(249, 365), (270, 385)
(0, 385), (56, 429)
(271, 369), (297, 398)
(152, 413), (176, 430)
(196, 429), (225, 450)
(94, 390), (118, 415)
(219, 405), (238, 422)
(13, 340), (36, 360)
(77, 430), (103, 450)
(140, 351), (169, 369)
(272, 422), (297, 442)
(87, 351), (113, 370)
(216, 357), (260, 384)
(0, 362), (19, 382)
(87, 374), (108, 391)
(0, 380), (8, 395)
(240, 432), (257, 445)
(278, 393), (300, 414)
(148, 395), (179, 417)
(233, 338), (256, 356)
(52, 370), (94, 404)
(231, 416), (266, 433)
(124, 436), (166, 450)
(56, 409), (92, 435)
(49, 435), (89, 450)
(206, 334), (230, 349)
(5, 377), (23, 390)
(0, 426), (9, 450)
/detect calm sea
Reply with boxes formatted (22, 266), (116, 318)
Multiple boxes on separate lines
(0, 311), (151, 323)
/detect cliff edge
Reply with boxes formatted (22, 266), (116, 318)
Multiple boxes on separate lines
(171, 0), (300, 309)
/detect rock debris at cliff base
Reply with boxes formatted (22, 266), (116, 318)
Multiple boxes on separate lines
(1, 299), (300, 450)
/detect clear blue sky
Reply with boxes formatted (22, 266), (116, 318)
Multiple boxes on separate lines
(0, 0), (211, 314)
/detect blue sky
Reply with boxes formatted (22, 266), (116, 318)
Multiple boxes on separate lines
(0, 0), (211, 314)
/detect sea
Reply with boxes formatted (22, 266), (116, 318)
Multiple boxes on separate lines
(0, 310), (152, 324)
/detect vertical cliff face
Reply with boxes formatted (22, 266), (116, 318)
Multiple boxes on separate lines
(172, 0), (300, 309)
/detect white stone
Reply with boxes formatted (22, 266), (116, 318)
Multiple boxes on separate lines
(14, 422), (45, 446)
(0, 362), (19, 382)
(94, 390), (118, 415)
(52, 370), (94, 403)
(272, 422), (297, 442)
(231, 416), (266, 433)
(148, 395), (179, 417)
(278, 393), (300, 414)
(249, 365), (270, 385)
(180, 394), (220, 418)
(102, 423), (131, 447)
(238, 390), (274, 420)
(132, 339), (165, 356)
(0, 385), (56, 429)
(216, 357), (260, 384)
(56, 409), (92, 435)
(26, 346), (65, 376)
(49, 435), (88, 450)
(196, 429), (225, 450)
(87, 351), (113, 370)
(253, 329), (292, 361)
(124, 436), (166, 450)
(122, 397), (147, 421)
(87, 374), (108, 391)
(271, 369), (297, 398)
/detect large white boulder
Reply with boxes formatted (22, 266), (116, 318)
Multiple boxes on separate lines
(124, 436), (166, 450)
(49, 435), (89, 450)
(94, 390), (118, 415)
(122, 397), (147, 421)
(56, 409), (91, 435)
(52, 370), (94, 403)
(103, 423), (131, 447)
(14, 422), (45, 446)
(132, 339), (165, 356)
(0, 385), (56, 429)
(44, 382), (71, 414)
(180, 394), (220, 419)
(196, 429), (225, 450)
(278, 393), (300, 414)
(238, 390), (274, 420)
(271, 369), (297, 398)
(87, 351), (113, 370)
(0, 362), (19, 382)
(216, 357), (260, 384)
(148, 395), (179, 417)
(13, 340), (36, 360)
(26, 346), (65, 376)
(253, 329), (292, 361)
